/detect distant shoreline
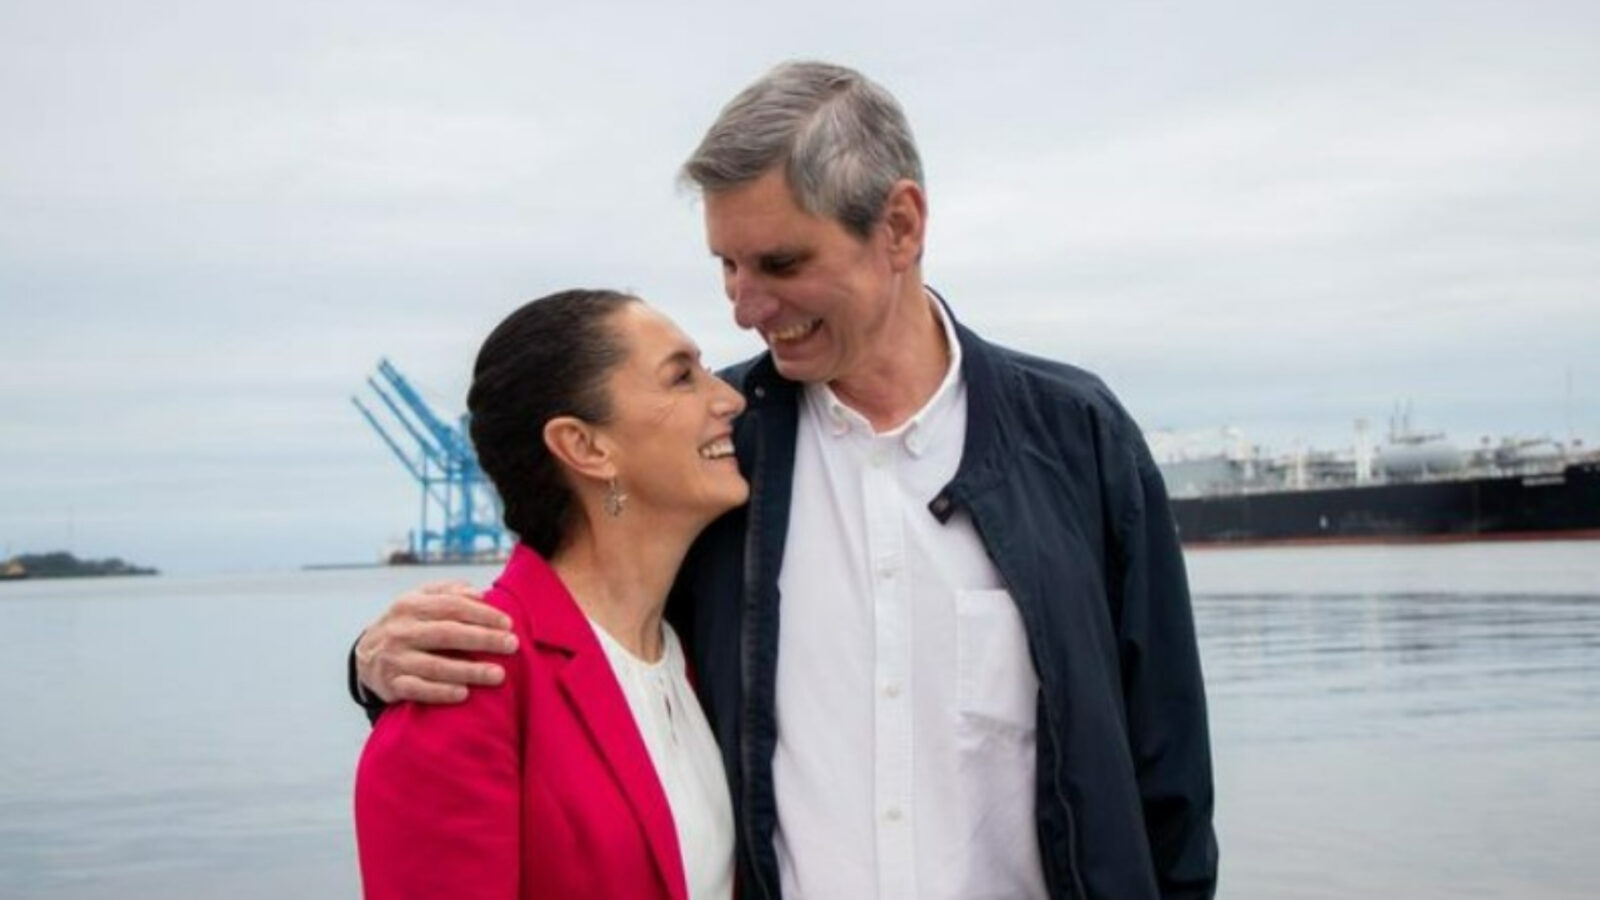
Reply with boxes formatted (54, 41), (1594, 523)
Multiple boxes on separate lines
(1, 551), (159, 581)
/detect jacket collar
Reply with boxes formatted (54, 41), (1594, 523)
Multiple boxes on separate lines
(937, 289), (1011, 508)
(499, 545), (689, 900)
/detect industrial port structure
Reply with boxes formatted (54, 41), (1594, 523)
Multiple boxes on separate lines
(351, 359), (507, 563)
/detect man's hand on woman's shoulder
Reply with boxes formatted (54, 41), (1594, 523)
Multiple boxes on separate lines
(355, 580), (519, 705)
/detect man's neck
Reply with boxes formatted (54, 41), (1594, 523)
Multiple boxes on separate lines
(827, 285), (951, 433)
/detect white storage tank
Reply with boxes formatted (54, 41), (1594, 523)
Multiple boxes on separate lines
(1377, 439), (1465, 478)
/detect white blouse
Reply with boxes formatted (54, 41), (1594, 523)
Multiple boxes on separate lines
(588, 619), (734, 900)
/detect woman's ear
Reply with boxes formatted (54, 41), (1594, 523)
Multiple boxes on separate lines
(543, 416), (615, 482)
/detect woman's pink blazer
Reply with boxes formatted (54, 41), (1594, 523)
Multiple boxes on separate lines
(355, 544), (691, 900)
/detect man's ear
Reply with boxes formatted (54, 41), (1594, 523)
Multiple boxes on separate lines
(881, 179), (927, 271)
(543, 416), (615, 482)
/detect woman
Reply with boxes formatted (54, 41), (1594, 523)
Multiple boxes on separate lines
(355, 289), (747, 900)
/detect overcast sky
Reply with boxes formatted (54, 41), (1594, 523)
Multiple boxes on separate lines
(3, 0), (1596, 573)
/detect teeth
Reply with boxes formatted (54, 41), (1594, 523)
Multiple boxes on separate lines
(699, 438), (735, 460)
(768, 320), (818, 343)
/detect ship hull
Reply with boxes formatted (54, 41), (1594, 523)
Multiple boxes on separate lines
(1171, 462), (1600, 546)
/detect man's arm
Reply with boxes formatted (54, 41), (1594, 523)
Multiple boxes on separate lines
(347, 581), (518, 723)
(1113, 440), (1219, 898)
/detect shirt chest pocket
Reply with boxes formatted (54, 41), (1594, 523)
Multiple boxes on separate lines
(955, 589), (1040, 737)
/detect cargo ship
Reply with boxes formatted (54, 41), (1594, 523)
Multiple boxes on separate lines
(1152, 413), (1600, 546)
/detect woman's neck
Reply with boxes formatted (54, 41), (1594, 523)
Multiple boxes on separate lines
(550, 512), (696, 662)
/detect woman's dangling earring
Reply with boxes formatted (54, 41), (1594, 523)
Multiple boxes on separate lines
(604, 477), (628, 518)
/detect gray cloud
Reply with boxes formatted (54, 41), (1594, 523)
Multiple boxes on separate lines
(3, 0), (1597, 571)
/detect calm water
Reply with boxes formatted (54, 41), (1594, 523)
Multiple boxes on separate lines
(1, 543), (1597, 898)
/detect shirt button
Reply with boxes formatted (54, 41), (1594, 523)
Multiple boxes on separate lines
(870, 448), (888, 467)
(883, 681), (901, 698)
(884, 806), (903, 823)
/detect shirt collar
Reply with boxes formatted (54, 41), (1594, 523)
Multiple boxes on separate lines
(803, 290), (964, 458)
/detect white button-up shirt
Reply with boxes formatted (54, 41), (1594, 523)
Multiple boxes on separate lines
(772, 299), (1048, 900)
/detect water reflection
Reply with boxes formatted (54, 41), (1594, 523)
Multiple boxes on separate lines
(1191, 544), (1600, 898)
(1199, 592), (1600, 745)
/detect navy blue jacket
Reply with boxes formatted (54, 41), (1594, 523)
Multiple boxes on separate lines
(667, 307), (1218, 899)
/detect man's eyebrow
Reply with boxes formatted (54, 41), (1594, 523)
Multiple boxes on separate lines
(709, 245), (809, 260)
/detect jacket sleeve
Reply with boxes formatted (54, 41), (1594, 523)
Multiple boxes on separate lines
(348, 636), (389, 725)
(1110, 433), (1219, 899)
(353, 645), (523, 899)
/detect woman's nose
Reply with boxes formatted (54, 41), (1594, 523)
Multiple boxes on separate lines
(711, 375), (747, 418)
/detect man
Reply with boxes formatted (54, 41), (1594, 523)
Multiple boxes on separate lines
(351, 61), (1217, 899)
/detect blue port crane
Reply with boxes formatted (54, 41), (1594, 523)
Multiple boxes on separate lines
(351, 359), (507, 562)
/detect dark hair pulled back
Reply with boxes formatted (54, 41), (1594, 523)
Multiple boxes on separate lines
(467, 289), (637, 557)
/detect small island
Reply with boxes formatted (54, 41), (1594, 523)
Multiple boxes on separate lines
(1, 551), (159, 580)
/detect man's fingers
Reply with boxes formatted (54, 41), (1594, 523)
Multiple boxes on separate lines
(418, 579), (484, 598)
(372, 653), (505, 705)
(355, 581), (513, 705)
(398, 620), (518, 655)
(395, 591), (509, 631)
(388, 674), (471, 705)
(398, 651), (507, 688)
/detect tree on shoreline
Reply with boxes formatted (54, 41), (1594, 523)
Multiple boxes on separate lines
(1, 551), (158, 579)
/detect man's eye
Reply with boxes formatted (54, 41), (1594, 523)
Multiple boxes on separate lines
(674, 366), (695, 386)
(761, 256), (797, 275)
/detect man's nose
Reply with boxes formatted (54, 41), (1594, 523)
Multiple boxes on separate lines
(728, 273), (779, 330)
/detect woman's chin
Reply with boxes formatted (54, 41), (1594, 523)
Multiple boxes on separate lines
(724, 480), (751, 512)
(700, 482), (750, 522)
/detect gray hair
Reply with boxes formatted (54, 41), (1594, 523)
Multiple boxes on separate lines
(680, 61), (924, 240)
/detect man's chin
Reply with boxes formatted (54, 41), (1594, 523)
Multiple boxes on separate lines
(770, 354), (827, 385)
